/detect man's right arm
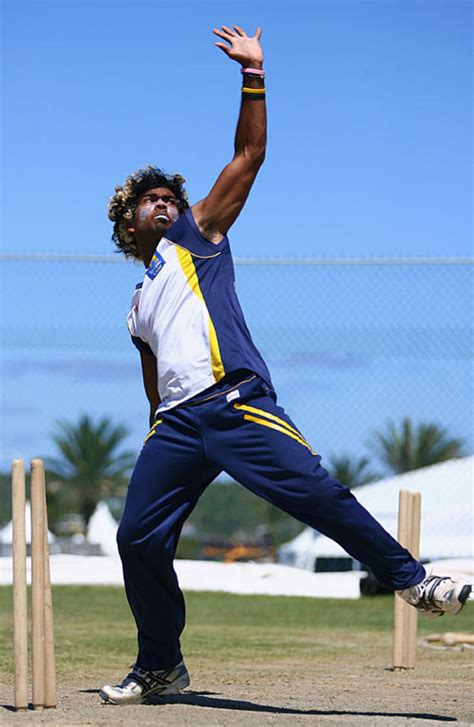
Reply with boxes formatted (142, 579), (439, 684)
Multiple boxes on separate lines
(192, 25), (266, 242)
(139, 351), (160, 428)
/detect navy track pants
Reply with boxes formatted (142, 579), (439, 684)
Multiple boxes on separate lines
(117, 374), (425, 670)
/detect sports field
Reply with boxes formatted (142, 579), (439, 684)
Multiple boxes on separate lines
(0, 587), (473, 725)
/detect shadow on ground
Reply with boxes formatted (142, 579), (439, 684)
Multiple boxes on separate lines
(74, 688), (456, 722)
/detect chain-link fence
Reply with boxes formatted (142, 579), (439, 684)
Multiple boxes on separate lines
(1, 256), (472, 471)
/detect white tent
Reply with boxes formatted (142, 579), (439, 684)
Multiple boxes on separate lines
(86, 501), (118, 556)
(0, 501), (56, 544)
(279, 457), (474, 570)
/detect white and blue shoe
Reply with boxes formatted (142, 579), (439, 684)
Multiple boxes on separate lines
(398, 574), (472, 619)
(100, 660), (190, 705)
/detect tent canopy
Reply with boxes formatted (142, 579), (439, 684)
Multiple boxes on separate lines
(87, 501), (118, 557)
(279, 457), (474, 569)
(0, 501), (56, 544)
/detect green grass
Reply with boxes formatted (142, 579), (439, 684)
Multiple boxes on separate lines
(1, 586), (473, 684)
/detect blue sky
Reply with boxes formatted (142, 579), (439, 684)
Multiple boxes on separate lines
(2, 0), (471, 257)
(1, 0), (472, 472)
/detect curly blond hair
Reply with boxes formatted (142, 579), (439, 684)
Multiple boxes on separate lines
(108, 165), (190, 258)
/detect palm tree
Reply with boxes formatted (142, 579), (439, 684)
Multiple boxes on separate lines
(370, 417), (465, 474)
(49, 414), (136, 526)
(328, 454), (380, 488)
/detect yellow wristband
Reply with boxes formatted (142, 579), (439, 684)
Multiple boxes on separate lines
(241, 86), (266, 94)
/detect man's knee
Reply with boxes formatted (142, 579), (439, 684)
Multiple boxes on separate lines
(116, 516), (171, 562)
(116, 520), (135, 558)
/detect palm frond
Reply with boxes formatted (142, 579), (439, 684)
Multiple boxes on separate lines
(369, 417), (465, 474)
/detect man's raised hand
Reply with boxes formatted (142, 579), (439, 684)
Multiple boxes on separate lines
(213, 25), (263, 68)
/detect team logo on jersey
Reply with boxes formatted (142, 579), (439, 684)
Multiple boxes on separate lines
(226, 389), (240, 403)
(146, 252), (166, 280)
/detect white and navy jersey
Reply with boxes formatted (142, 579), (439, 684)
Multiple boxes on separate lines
(127, 209), (272, 413)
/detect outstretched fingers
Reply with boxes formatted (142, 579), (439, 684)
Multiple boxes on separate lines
(213, 26), (234, 41)
(213, 25), (240, 55)
(213, 24), (253, 41)
(222, 24), (239, 36)
(213, 24), (264, 62)
(214, 42), (231, 55)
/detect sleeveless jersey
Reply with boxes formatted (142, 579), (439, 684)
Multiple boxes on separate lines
(127, 209), (272, 413)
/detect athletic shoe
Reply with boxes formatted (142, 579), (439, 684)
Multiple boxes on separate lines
(398, 574), (472, 619)
(100, 660), (190, 705)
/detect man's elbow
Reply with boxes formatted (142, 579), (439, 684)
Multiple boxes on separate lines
(241, 144), (266, 170)
(254, 146), (266, 167)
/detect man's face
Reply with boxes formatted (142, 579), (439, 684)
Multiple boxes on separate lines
(132, 186), (180, 238)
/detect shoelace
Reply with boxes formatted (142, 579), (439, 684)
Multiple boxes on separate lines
(418, 576), (451, 610)
(125, 665), (178, 693)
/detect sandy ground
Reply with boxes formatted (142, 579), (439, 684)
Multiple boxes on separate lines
(1, 558), (472, 725)
(1, 647), (473, 726)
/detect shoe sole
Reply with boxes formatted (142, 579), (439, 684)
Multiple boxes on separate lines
(458, 584), (472, 609)
(100, 672), (190, 705)
(443, 583), (472, 617)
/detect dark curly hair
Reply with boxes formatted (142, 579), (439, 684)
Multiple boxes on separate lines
(108, 165), (190, 259)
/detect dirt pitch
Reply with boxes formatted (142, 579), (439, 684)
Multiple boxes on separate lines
(1, 647), (473, 726)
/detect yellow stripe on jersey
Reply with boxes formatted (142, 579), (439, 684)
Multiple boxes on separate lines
(241, 414), (316, 454)
(176, 246), (225, 382)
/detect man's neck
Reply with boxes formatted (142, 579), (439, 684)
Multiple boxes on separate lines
(138, 233), (164, 267)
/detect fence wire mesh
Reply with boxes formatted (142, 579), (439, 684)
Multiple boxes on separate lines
(1, 256), (472, 474)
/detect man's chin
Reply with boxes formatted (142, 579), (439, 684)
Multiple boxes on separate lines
(150, 222), (167, 235)
(152, 216), (178, 234)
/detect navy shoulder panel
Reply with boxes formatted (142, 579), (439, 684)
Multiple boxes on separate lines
(166, 209), (229, 257)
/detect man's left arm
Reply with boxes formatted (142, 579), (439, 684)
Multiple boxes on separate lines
(192, 25), (266, 242)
